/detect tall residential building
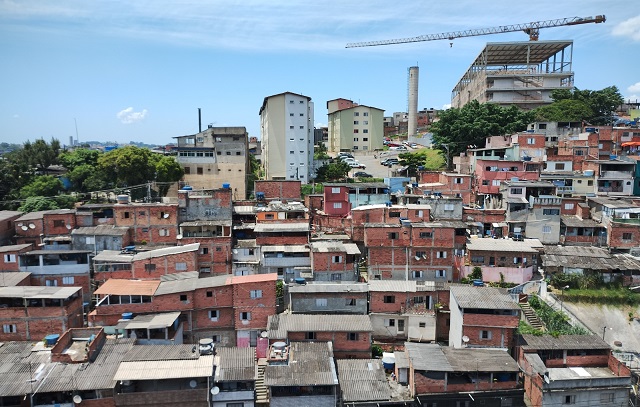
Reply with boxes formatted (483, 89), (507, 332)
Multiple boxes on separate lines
(327, 98), (384, 153)
(259, 92), (314, 183)
(174, 127), (249, 200)
(451, 41), (574, 110)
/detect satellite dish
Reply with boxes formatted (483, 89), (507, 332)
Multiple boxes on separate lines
(189, 379), (197, 388)
(73, 395), (82, 404)
(17, 223), (23, 227)
(21, 226), (28, 231)
(260, 331), (268, 338)
(211, 386), (220, 395)
(176, 234), (183, 239)
(66, 224), (72, 230)
(462, 336), (470, 343)
(28, 223), (36, 229)
(163, 213), (170, 219)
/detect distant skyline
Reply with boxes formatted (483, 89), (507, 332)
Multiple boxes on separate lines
(1, 1), (638, 146)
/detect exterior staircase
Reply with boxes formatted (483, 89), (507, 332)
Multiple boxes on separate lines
(256, 358), (269, 406)
(519, 301), (545, 331)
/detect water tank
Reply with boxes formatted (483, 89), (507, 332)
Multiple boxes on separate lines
(272, 341), (287, 352)
(222, 183), (231, 189)
(473, 279), (485, 287)
(121, 312), (133, 320)
(116, 195), (130, 204)
(181, 185), (193, 191)
(45, 334), (60, 346)
(256, 192), (265, 200)
(584, 170), (595, 176)
(199, 338), (214, 355)
(610, 155), (618, 160)
(294, 277), (307, 285)
(510, 177), (520, 182)
(382, 352), (396, 370)
(411, 183), (418, 188)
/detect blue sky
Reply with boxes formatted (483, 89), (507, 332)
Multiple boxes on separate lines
(1, 1), (638, 146)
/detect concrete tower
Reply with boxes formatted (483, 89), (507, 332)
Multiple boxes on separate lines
(408, 66), (419, 137)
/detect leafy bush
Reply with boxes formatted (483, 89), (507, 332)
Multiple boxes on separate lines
(528, 296), (589, 337)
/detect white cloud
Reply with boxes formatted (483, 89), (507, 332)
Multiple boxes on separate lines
(117, 107), (147, 124)
(612, 15), (640, 41)
(442, 103), (452, 110)
(315, 122), (327, 128)
(628, 82), (640, 94)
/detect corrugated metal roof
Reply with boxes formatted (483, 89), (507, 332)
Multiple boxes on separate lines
(450, 285), (520, 310)
(0, 286), (80, 299)
(336, 359), (391, 402)
(267, 314), (372, 339)
(113, 355), (214, 380)
(160, 271), (200, 281)
(25, 249), (91, 255)
(544, 245), (609, 258)
(0, 244), (32, 253)
(466, 237), (542, 253)
(519, 334), (610, 350)
(405, 342), (519, 372)
(368, 280), (418, 293)
(264, 342), (337, 387)
(541, 248), (640, 271)
(288, 283), (368, 294)
(116, 312), (181, 330)
(93, 279), (160, 296)
(93, 250), (134, 263)
(233, 205), (256, 214)
(254, 223), (309, 233)
(71, 225), (129, 236)
(261, 245), (309, 253)
(15, 210), (50, 221)
(404, 343), (452, 371)
(0, 210), (23, 221)
(311, 241), (361, 255)
(123, 344), (201, 361)
(133, 243), (200, 260)
(0, 272), (31, 287)
(394, 351), (409, 369)
(215, 347), (256, 382)
(560, 216), (601, 228)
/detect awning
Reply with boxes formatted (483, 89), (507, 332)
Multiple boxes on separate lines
(622, 141), (640, 147)
(492, 222), (508, 227)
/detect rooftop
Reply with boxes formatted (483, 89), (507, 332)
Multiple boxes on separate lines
(0, 272), (31, 287)
(0, 286), (80, 299)
(0, 244), (32, 253)
(264, 342), (337, 387)
(267, 313), (373, 339)
(93, 279), (160, 296)
(336, 359), (392, 403)
(311, 241), (361, 254)
(288, 282), (368, 294)
(519, 334), (610, 351)
(466, 237), (542, 253)
(405, 342), (519, 372)
(215, 347), (257, 382)
(369, 280), (437, 292)
(254, 223), (309, 233)
(115, 311), (181, 330)
(71, 225), (130, 236)
(450, 285), (520, 310)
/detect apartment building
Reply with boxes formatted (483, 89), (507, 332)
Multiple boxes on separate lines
(174, 126), (249, 199)
(259, 92), (314, 183)
(326, 98), (384, 153)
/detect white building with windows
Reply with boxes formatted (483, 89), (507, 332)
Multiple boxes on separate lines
(327, 98), (384, 153)
(259, 92), (314, 183)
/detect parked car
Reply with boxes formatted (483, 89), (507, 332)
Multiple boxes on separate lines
(340, 156), (356, 163)
(410, 143), (418, 148)
(338, 152), (354, 159)
(389, 146), (407, 151)
(354, 171), (372, 178)
(347, 161), (366, 169)
(381, 158), (399, 166)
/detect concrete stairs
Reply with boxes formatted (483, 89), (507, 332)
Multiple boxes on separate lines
(256, 358), (269, 406)
(520, 301), (545, 331)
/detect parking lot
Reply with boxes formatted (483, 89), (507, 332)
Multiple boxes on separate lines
(340, 150), (408, 179)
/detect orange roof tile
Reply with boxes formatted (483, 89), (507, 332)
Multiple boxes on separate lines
(94, 279), (160, 296)
(229, 273), (278, 285)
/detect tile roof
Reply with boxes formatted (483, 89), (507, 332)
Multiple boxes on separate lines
(264, 342), (337, 387)
(267, 314), (372, 339)
(93, 279), (160, 296)
(519, 334), (610, 350)
(336, 359), (392, 402)
(405, 342), (519, 372)
(215, 347), (257, 382)
(450, 285), (520, 310)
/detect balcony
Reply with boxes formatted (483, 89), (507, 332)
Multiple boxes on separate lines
(262, 257), (310, 268)
(599, 170), (633, 180)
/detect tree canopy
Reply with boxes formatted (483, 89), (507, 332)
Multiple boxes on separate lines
(398, 149), (445, 177)
(314, 160), (351, 182)
(536, 86), (624, 124)
(430, 101), (535, 168)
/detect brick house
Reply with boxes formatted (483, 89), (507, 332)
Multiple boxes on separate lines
(112, 201), (179, 245)
(0, 286), (83, 341)
(449, 285), (521, 350)
(309, 240), (360, 282)
(416, 172), (473, 204)
(0, 210), (22, 245)
(71, 225), (131, 252)
(405, 342), (523, 404)
(368, 280), (442, 342)
(518, 334), (631, 407)
(14, 209), (78, 247)
(267, 313), (373, 358)
(461, 238), (543, 284)
(324, 182), (391, 211)
(0, 243), (32, 271)
(350, 203), (431, 243)
(89, 279), (161, 328)
(560, 216), (607, 246)
(14, 210), (48, 245)
(286, 282), (369, 314)
(212, 347), (257, 407)
(75, 202), (115, 226)
(462, 207), (507, 238)
(254, 180), (302, 201)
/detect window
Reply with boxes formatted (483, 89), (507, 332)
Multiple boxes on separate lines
(363, 137), (368, 141)
(159, 229), (170, 237)
(386, 319), (395, 327)
(305, 332), (316, 340)
(363, 129), (368, 133)
(299, 126), (304, 129)
(124, 212), (130, 219)
(289, 150), (294, 154)
(419, 232), (432, 238)
(62, 276), (74, 285)
(240, 312), (251, 321)
(289, 100), (294, 104)
(527, 137), (535, 144)
(354, 112), (359, 116)
(201, 247), (209, 255)
(290, 113), (294, 116)
(389, 211), (401, 218)
(330, 273), (342, 281)
(331, 187), (340, 193)
(290, 126), (294, 129)
(510, 188), (523, 194)
(46, 279), (57, 286)
(564, 395), (575, 404)
(471, 256), (484, 263)
(436, 251), (447, 259)
(53, 220), (65, 227)
(564, 203), (574, 210)
(346, 298), (357, 306)
(480, 330), (492, 340)
(3, 254), (16, 263)
(588, 180), (593, 186)
(600, 393), (614, 404)
(85, 236), (95, 245)
(454, 177), (463, 184)
(436, 269), (446, 278)
(208, 310), (219, 321)
(250, 290), (262, 299)
(333, 202), (342, 209)
(300, 113), (304, 117)
(415, 251), (426, 258)
(363, 120), (368, 125)
(354, 121), (359, 125)
(412, 270), (423, 279)
(389, 232), (398, 239)
(316, 298), (328, 307)
(175, 262), (187, 271)
(197, 167), (203, 175)
(353, 129), (359, 133)
(180, 294), (187, 301)
(556, 163), (566, 170)
(200, 267), (211, 273)
(444, 204), (454, 211)
(3, 324), (16, 333)
(492, 180), (501, 186)
(575, 149), (584, 156)
(206, 291), (213, 297)
(623, 233), (633, 240)
(383, 295), (395, 303)
(542, 226), (551, 234)
(419, 322), (427, 328)
(543, 209), (560, 216)
(363, 112), (368, 116)
(482, 180), (489, 186)
(332, 255), (342, 263)
(347, 332), (359, 341)
(145, 263), (156, 272)
(299, 100), (304, 104)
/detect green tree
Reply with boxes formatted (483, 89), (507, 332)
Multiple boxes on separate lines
(430, 101), (535, 168)
(97, 146), (157, 188)
(20, 176), (63, 198)
(314, 160), (351, 182)
(58, 148), (101, 171)
(314, 142), (330, 160)
(398, 149), (445, 176)
(151, 155), (184, 196)
(22, 138), (61, 174)
(18, 196), (59, 212)
(246, 153), (261, 198)
(545, 86), (624, 124)
(535, 99), (593, 122)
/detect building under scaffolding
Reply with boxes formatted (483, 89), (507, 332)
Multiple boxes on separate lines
(451, 40), (574, 110)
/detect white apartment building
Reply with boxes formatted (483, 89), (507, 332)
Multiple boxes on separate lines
(259, 92), (314, 183)
(327, 98), (384, 153)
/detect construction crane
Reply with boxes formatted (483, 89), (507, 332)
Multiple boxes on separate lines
(345, 15), (605, 48)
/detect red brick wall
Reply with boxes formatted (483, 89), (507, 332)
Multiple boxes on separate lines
(256, 234), (308, 246)
(323, 185), (350, 216)
(43, 212), (76, 236)
(232, 279), (276, 330)
(0, 245), (33, 271)
(286, 331), (371, 357)
(312, 214), (353, 238)
(30, 274), (91, 299)
(0, 296), (83, 341)
(312, 251), (356, 272)
(113, 204), (178, 244)
(462, 313), (519, 349)
(179, 236), (232, 275)
(15, 218), (44, 244)
(130, 250), (199, 279)
(77, 399), (116, 407)
(254, 180), (302, 200)
(608, 222), (640, 249)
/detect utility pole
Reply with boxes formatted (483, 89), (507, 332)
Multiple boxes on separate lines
(441, 143), (451, 170)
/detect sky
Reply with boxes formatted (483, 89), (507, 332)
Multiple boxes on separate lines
(1, 1), (638, 146)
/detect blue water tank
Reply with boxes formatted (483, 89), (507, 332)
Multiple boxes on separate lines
(45, 334), (60, 346)
(122, 312), (133, 320)
(222, 183), (231, 189)
(472, 279), (485, 287)
(181, 185), (193, 191)
(256, 192), (265, 200)
(294, 277), (307, 285)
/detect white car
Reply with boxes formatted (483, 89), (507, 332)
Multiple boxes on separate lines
(347, 161), (366, 169)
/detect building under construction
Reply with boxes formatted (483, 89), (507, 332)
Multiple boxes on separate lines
(451, 40), (574, 110)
